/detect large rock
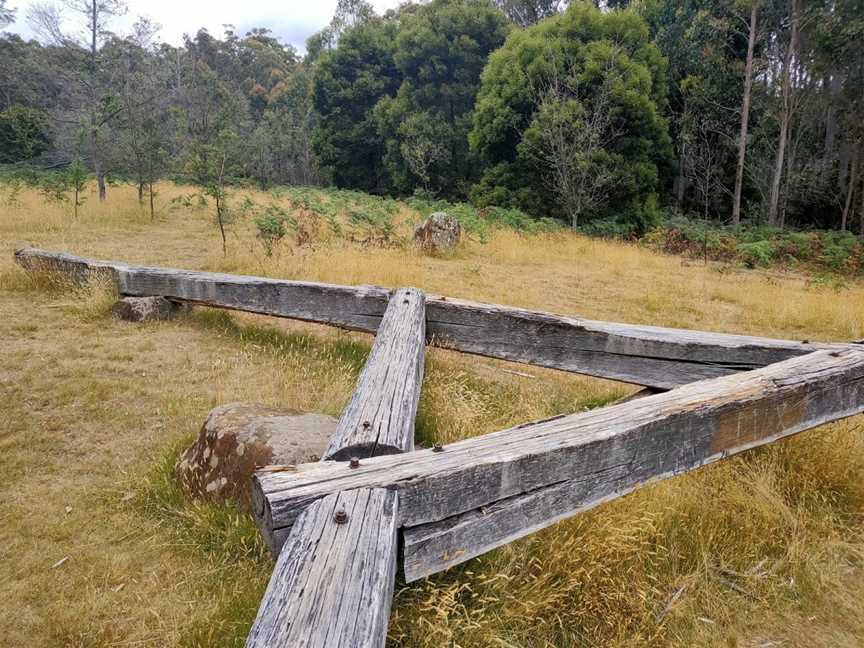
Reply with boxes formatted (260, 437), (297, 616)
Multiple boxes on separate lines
(112, 296), (185, 322)
(173, 403), (337, 508)
(414, 211), (461, 253)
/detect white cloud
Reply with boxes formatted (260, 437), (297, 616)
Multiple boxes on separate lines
(5, 0), (404, 51)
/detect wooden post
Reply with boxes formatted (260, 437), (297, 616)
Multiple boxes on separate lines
(253, 349), (864, 565)
(246, 288), (427, 647)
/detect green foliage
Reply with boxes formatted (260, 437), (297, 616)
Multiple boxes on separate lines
(313, 0), (508, 198)
(254, 205), (297, 256)
(374, 0), (510, 196)
(0, 105), (50, 163)
(631, 215), (864, 274)
(736, 240), (774, 268)
(469, 2), (671, 226)
(311, 17), (401, 192)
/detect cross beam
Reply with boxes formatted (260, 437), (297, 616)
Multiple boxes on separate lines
(15, 247), (850, 390)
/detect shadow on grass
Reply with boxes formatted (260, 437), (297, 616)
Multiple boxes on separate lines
(186, 307), (372, 375)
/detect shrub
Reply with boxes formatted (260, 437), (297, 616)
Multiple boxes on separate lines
(736, 241), (774, 268)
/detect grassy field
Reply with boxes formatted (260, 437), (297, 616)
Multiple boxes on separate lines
(1, 181), (863, 648)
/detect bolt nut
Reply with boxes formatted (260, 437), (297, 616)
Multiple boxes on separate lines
(349, 456), (361, 469)
(432, 443), (444, 453)
(334, 509), (348, 524)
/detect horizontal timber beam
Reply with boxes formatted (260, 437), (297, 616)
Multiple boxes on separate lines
(253, 349), (864, 562)
(14, 247), (851, 389)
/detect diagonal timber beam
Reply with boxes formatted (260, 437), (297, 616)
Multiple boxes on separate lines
(14, 247), (852, 390)
(247, 288), (426, 647)
(253, 349), (864, 565)
(324, 287), (425, 461)
(246, 488), (399, 648)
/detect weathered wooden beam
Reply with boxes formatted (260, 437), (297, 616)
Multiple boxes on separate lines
(247, 288), (426, 645)
(14, 247), (391, 331)
(324, 288), (426, 461)
(245, 488), (398, 648)
(253, 349), (864, 561)
(15, 247), (849, 390)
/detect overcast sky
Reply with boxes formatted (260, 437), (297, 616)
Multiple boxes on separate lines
(3, 0), (404, 52)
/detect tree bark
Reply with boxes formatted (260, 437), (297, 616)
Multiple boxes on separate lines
(89, 0), (107, 202)
(148, 180), (155, 220)
(823, 72), (842, 179)
(859, 172), (864, 241)
(842, 144), (859, 231)
(768, 0), (799, 226)
(731, 3), (758, 226)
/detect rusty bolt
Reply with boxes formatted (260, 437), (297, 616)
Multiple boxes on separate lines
(802, 340), (810, 344)
(334, 509), (348, 524)
(349, 456), (361, 469)
(432, 443), (444, 453)
(403, 298), (410, 304)
(362, 420), (371, 430)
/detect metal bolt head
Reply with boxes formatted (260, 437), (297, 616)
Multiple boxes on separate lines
(432, 443), (444, 453)
(349, 456), (361, 469)
(334, 509), (348, 524)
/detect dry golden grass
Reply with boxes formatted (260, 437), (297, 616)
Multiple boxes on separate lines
(1, 181), (863, 647)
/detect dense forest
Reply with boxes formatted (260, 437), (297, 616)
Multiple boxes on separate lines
(1, 0), (863, 238)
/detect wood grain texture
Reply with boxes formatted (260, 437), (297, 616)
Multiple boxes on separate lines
(15, 247), (849, 389)
(247, 291), (423, 645)
(324, 288), (425, 461)
(245, 488), (398, 648)
(253, 349), (864, 558)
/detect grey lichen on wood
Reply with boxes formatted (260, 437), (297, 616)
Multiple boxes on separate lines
(253, 349), (864, 561)
(15, 247), (850, 390)
(325, 287), (426, 460)
(245, 488), (398, 648)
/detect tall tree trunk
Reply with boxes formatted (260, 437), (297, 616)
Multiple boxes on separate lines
(859, 174), (864, 241)
(88, 122), (107, 201)
(780, 107), (797, 229)
(768, 0), (799, 226)
(823, 72), (841, 178)
(149, 180), (155, 220)
(842, 145), (859, 231)
(732, 3), (758, 226)
(89, 0), (107, 202)
(675, 144), (687, 212)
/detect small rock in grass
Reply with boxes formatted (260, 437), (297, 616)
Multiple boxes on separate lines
(173, 402), (337, 509)
(111, 296), (186, 322)
(414, 211), (461, 253)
